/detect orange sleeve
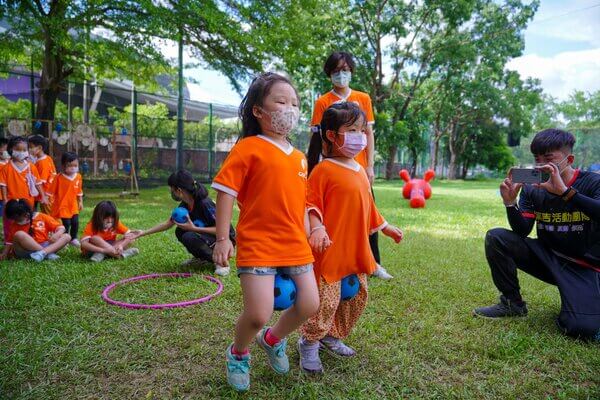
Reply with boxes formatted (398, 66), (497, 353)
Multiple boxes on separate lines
(306, 167), (326, 222)
(211, 144), (249, 197)
(81, 222), (94, 241)
(361, 93), (375, 124)
(116, 221), (129, 235)
(0, 164), (7, 187)
(311, 98), (326, 126)
(368, 195), (386, 233)
(42, 214), (62, 233)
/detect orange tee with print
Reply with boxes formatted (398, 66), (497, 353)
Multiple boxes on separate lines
(5, 212), (62, 245)
(34, 155), (57, 195)
(311, 90), (375, 169)
(81, 220), (129, 243)
(307, 159), (386, 283)
(212, 135), (314, 267)
(0, 160), (7, 201)
(48, 173), (83, 219)
(0, 161), (42, 208)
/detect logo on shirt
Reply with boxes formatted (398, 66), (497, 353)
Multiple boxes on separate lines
(299, 159), (307, 179)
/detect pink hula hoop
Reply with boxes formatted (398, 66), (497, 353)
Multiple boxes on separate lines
(101, 273), (223, 310)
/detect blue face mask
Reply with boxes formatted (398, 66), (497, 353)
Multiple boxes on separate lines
(331, 71), (351, 88)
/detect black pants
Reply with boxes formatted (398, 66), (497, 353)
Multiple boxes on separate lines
(61, 215), (79, 239)
(485, 227), (600, 340)
(175, 228), (214, 262)
(369, 187), (381, 264)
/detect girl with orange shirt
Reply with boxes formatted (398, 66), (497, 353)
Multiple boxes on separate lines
(0, 199), (71, 262)
(28, 134), (57, 214)
(48, 152), (84, 247)
(212, 73), (319, 391)
(298, 102), (404, 374)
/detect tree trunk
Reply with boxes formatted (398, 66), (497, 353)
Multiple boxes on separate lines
(385, 144), (397, 180)
(461, 162), (469, 179)
(410, 147), (418, 176)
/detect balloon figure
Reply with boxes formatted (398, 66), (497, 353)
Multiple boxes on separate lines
(399, 169), (435, 208)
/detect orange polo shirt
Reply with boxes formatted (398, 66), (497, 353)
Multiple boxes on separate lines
(6, 212), (63, 245)
(212, 135), (314, 267)
(34, 155), (57, 195)
(81, 220), (129, 243)
(0, 160), (7, 201)
(0, 161), (42, 208)
(311, 89), (375, 169)
(48, 173), (83, 219)
(307, 159), (387, 283)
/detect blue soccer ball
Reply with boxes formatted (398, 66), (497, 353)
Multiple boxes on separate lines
(193, 219), (205, 227)
(171, 207), (189, 224)
(341, 274), (360, 301)
(274, 274), (296, 311)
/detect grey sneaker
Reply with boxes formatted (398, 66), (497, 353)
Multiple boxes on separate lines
(30, 250), (45, 262)
(90, 252), (105, 262)
(121, 247), (139, 258)
(45, 253), (60, 261)
(372, 264), (393, 280)
(70, 239), (81, 248)
(319, 336), (356, 357)
(474, 295), (528, 318)
(256, 328), (289, 374)
(225, 344), (250, 392)
(298, 337), (323, 374)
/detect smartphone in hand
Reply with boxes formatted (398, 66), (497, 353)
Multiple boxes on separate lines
(511, 168), (550, 184)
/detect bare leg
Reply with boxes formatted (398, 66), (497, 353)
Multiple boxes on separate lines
(12, 231), (44, 252)
(233, 274), (275, 352)
(43, 233), (71, 254)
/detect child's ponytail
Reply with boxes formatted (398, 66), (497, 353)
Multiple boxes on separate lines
(306, 127), (323, 176)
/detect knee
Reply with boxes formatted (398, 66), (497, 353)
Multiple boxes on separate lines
(63, 233), (72, 242)
(247, 313), (272, 331)
(297, 296), (320, 319)
(485, 228), (507, 245)
(558, 314), (600, 340)
(13, 231), (29, 240)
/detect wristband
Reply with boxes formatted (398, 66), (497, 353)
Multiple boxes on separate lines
(216, 237), (228, 242)
(504, 202), (517, 208)
(310, 225), (326, 235)
(561, 186), (578, 202)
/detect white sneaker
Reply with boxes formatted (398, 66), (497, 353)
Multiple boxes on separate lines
(372, 264), (393, 280)
(90, 252), (105, 262)
(214, 264), (230, 276)
(121, 248), (139, 258)
(70, 239), (81, 248)
(46, 253), (60, 261)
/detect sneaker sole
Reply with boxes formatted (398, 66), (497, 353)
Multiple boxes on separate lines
(297, 341), (324, 374)
(472, 310), (528, 319)
(255, 332), (289, 374)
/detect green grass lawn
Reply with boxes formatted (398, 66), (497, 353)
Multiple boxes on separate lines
(1, 180), (599, 399)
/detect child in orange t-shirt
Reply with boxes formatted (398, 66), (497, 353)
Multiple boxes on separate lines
(0, 199), (71, 262)
(299, 102), (404, 374)
(80, 200), (140, 262)
(0, 137), (9, 232)
(211, 72), (319, 391)
(28, 134), (57, 214)
(48, 152), (83, 247)
(0, 137), (49, 243)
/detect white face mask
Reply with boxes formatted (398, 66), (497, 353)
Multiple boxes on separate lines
(335, 131), (367, 158)
(1, 151), (9, 160)
(103, 222), (114, 231)
(16, 218), (30, 226)
(331, 71), (352, 88)
(535, 155), (569, 173)
(264, 107), (300, 136)
(66, 167), (79, 176)
(12, 151), (29, 162)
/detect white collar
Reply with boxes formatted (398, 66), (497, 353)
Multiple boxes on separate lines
(324, 158), (360, 172)
(61, 172), (78, 181)
(10, 160), (30, 172)
(257, 135), (293, 155)
(330, 89), (352, 102)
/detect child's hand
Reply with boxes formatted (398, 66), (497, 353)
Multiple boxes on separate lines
(213, 239), (234, 267)
(78, 202), (83, 211)
(112, 245), (123, 256)
(126, 230), (143, 240)
(174, 216), (196, 232)
(309, 227), (332, 253)
(382, 225), (403, 243)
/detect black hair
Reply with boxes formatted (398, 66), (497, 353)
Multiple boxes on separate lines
(0, 137), (8, 147)
(167, 169), (208, 201)
(5, 199), (34, 235)
(530, 128), (576, 155)
(91, 201), (119, 233)
(61, 151), (78, 167)
(306, 102), (365, 175)
(238, 72), (298, 139)
(7, 136), (27, 155)
(28, 134), (48, 153)
(323, 52), (356, 76)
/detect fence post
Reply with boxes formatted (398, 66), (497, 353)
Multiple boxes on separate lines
(131, 84), (138, 174)
(208, 103), (214, 180)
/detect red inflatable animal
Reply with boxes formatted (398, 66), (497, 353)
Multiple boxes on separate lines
(399, 169), (435, 208)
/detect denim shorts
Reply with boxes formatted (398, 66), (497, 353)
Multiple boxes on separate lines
(14, 241), (49, 259)
(237, 263), (313, 276)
